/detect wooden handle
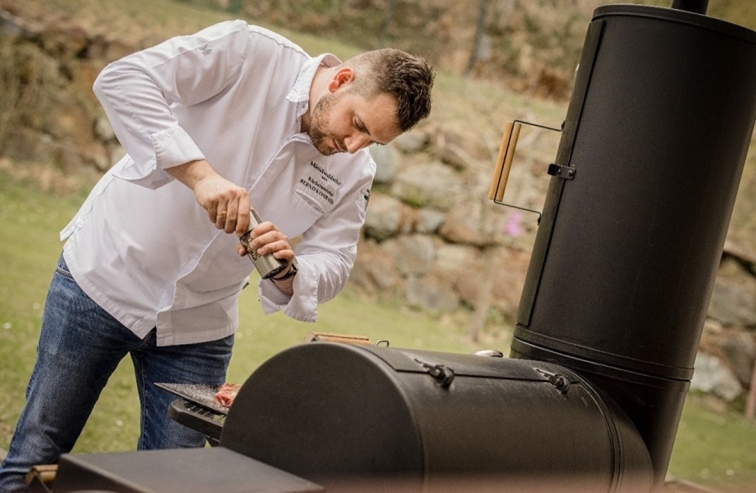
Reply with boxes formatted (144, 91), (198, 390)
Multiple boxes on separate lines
(25, 464), (58, 486)
(304, 332), (372, 345)
(488, 121), (522, 202)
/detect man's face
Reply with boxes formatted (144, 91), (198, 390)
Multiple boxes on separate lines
(308, 89), (402, 156)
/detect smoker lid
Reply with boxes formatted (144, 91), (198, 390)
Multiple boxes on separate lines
(593, 4), (756, 44)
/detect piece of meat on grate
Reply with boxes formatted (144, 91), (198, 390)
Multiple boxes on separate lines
(214, 383), (242, 407)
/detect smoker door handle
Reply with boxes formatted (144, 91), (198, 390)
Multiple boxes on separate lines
(488, 121), (522, 202)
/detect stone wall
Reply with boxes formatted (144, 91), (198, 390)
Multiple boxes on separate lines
(0, 6), (133, 178)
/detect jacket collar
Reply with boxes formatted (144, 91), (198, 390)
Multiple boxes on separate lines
(287, 53), (342, 119)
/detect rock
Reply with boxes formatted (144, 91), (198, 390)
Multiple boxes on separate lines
(41, 23), (89, 58)
(724, 239), (756, 267)
(86, 34), (108, 61)
(382, 234), (436, 277)
(0, 9), (33, 38)
(351, 240), (401, 292)
(708, 276), (756, 327)
(72, 62), (102, 95)
(455, 246), (532, 319)
(405, 274), (460, 312)
(2, 128), (53, 163)
(431, 128), (489, 171)
(49, 108), (84, 140)
(369, 144), (397, 184)
(433, 243), (480, 281)
(703, 318), (724, 336)
(717, 331), (755, 388)
(392, 131), (428, 154)
(690, 352), (743, 402)
(416, 208), (445, 233)
(104, 39), (135, 63)
(391, 161), (462, 210)
(438, 143), (471, 171)
(109, 144), (126, 167)
(54, 146), (82, 173)
(364, 192), (405, 241)
(95, 114), (115, 141)
(81, 142), (110, 171)
(438, 212), (495, 247)
(487, 245), (532, 311)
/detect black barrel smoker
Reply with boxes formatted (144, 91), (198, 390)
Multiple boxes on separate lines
(49, 2), (756, 493)
(220, 344), (654, 492)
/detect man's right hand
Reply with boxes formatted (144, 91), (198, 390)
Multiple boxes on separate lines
(166, 159), (251, 235)
(193, 173), (251, 235)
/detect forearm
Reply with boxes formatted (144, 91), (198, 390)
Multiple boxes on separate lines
(165, 159), (217, 190)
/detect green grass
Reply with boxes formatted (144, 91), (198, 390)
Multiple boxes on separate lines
(2, 172), (756, 490)
(669, 394), (756, 489)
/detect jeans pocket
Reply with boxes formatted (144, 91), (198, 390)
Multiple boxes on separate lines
(55, 254), (74, 280)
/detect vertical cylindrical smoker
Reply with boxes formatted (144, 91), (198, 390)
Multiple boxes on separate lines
(511, 4), (756, 487)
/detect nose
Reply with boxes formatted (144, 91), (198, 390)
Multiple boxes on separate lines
(345, 133), (371, 154)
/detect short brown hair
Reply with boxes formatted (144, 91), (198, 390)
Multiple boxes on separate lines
(344, 49), (435, 132)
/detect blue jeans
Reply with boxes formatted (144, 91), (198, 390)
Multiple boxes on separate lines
(0, 255), (234, 492)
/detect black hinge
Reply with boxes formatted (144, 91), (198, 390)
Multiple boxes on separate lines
(535, 368), (571, 394)
(415, 358), (455, 388)
(547, 163), (576, 180)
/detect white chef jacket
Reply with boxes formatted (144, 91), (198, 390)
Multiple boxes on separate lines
(60, 20), (375, 346)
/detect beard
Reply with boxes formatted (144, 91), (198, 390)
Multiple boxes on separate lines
(308, 91), (345, 156)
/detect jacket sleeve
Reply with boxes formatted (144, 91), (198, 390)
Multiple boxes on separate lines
(92, 20), (251, 188)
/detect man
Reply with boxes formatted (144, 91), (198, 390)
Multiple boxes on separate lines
(0, 19), (434, 491)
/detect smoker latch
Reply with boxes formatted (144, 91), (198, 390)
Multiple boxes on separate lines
(547, 163), (577, 180)
(535, 368), (571, 394)
(415, 358), (455, 388)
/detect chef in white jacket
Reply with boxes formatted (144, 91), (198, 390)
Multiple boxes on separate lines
(0, 20), (434, 491)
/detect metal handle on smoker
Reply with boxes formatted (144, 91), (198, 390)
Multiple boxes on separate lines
(488, 121), (522, 203)
(240, 208), (287, 279)
(487, 119), (564, 223)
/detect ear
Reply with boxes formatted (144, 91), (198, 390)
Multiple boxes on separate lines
(327, 67), (355, 93)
